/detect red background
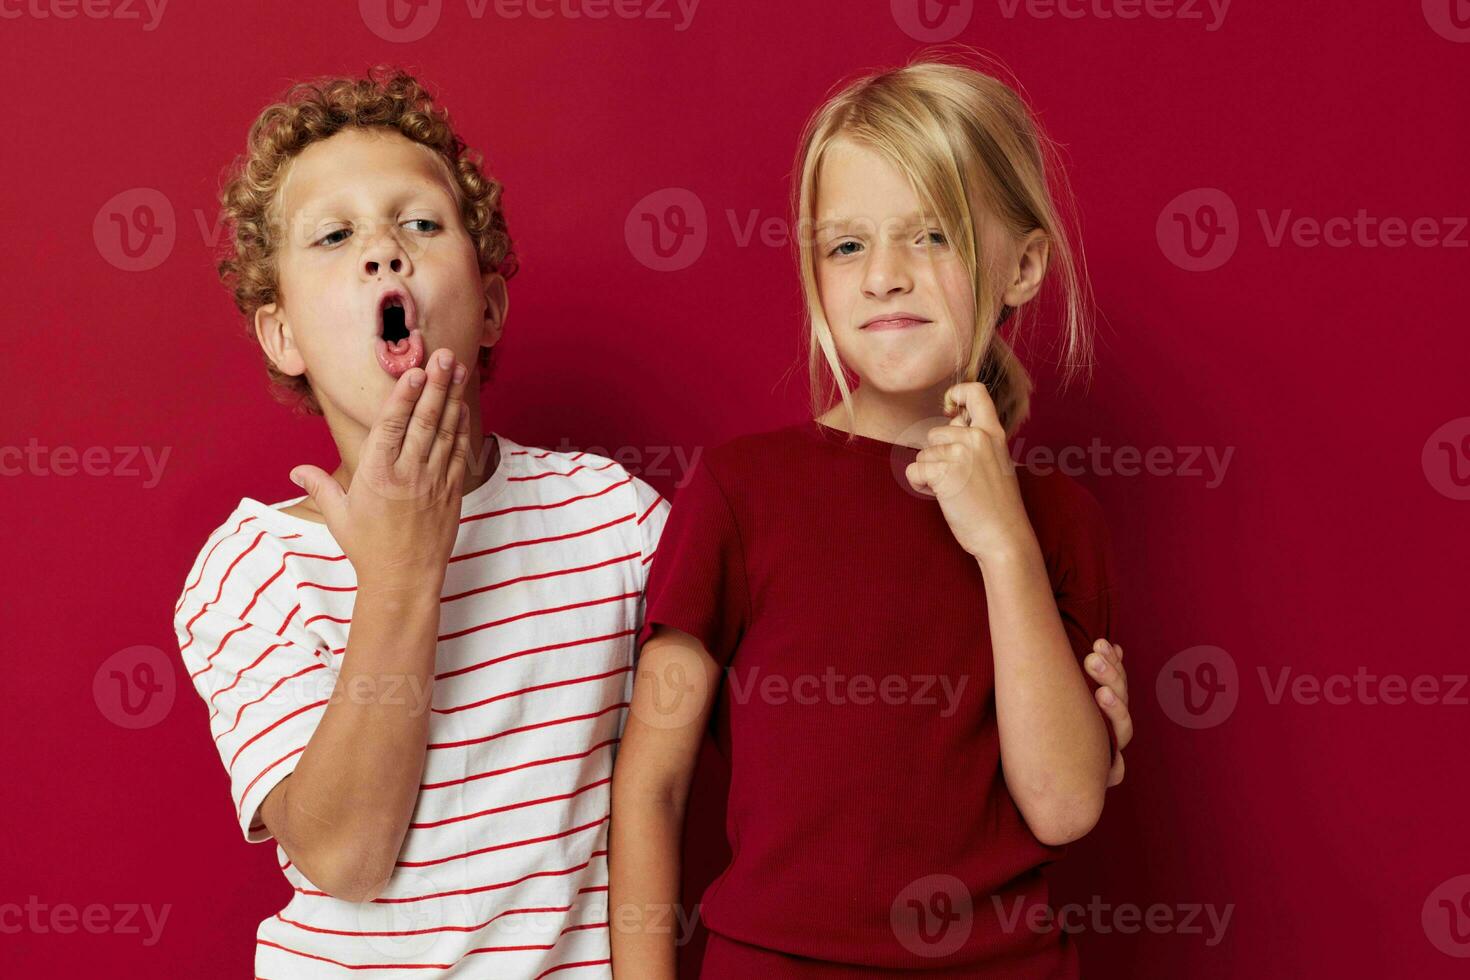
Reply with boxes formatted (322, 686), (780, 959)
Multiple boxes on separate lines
(4, 1), (1469, 976)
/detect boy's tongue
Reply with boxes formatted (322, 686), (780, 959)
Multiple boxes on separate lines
(374, 328), (426, 380)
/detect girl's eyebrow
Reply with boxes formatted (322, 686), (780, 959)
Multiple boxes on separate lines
(816, 212), (930, 235)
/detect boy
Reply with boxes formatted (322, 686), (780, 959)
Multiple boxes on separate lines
(174, 68), (665, 977)
(173, 66), (1135, 978)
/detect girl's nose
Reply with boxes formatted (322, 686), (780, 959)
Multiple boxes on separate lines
(862, 247), (914, 297)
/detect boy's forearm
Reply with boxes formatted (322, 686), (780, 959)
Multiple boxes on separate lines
(263, 580), (443, 901)
(983, 541), (1109, 846)
(610, 784), (685, 980)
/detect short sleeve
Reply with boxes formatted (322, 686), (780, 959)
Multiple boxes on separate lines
(636, 460), (750, 668)
(1051, 489), (1121, 763)
(173, 534), (334, 843)
(630, 474), (671, 570)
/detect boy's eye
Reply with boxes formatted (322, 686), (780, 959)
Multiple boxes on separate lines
(313, 219), (440, 248)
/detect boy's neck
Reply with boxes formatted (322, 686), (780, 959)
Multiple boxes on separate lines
(287, 407), (498, 525)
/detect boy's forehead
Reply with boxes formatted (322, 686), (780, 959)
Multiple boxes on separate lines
(280, 128), (458, 219)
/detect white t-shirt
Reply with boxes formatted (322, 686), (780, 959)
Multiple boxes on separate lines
(172, 433), (669, 978)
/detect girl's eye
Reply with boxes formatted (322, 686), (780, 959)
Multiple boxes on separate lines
(923, 230), (948, 246)
(828, 240), (863, 257)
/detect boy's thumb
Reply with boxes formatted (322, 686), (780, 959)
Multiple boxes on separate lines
(289, 466), (346, 514)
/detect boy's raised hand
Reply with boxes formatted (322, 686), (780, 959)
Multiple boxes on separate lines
(289, 348), (471, 591)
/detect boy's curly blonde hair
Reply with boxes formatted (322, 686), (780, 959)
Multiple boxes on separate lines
(215, 66), (517, 415)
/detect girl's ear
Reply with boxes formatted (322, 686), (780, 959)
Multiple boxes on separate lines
(480, 272), (509, 349)
(1002, 229), (1050, 308)
(254, 302), (307, 377)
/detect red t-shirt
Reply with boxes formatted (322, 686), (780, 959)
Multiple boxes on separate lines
(639, 420), (1118, 977)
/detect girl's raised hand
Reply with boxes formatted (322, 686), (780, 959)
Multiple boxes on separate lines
(905, 381), (1036, 563)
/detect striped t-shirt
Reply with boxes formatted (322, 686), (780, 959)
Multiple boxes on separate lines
(172, 433), (669, 978)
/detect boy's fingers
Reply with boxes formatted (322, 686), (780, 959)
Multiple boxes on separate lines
(445, 409), (471, 492)
(1107, 752), (1127, 788)
(402, 350), (457, 465)
(288, 465), (347, 525)
(428, 361), (469, 478)
(365, 367), (428, 467)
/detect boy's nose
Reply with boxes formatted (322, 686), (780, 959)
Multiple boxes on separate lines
(365, 256), (403, 276)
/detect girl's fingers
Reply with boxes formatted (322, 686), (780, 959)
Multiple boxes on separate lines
(1092, 640), (1128, 686)
(1084, 651), (1126, 704)
(942, 382), (1006, 440)
(1107, 752), (1127, 788)
(1097, 684), (1134, 751)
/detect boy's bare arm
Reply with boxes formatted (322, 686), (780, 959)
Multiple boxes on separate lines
(259, 350), (471, 902)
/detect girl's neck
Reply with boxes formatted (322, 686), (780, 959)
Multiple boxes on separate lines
(817, 382), (952, 448)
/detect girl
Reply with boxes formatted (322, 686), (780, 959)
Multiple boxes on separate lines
(611, 59), (1132, 978)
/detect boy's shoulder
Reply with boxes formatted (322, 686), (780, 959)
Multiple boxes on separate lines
(496, 434), (663, 510)
(175, 433), (666, 610)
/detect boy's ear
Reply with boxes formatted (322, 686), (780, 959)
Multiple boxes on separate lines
(480, 272), (509, 349)
(254, 302), (307, 377)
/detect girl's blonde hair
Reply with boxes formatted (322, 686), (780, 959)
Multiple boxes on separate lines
(793, 56), (1094, 436)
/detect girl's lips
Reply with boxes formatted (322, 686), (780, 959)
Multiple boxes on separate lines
(375, 328), (426, 379)
(862, 316), (932, 331)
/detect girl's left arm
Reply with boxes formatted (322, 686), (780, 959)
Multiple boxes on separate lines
(905, 382), (1113, 846)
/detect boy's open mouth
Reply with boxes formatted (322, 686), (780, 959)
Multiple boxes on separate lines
(373, 290), (425, 380)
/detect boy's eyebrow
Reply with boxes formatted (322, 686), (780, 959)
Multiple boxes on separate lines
(299, 180), (457, 221)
